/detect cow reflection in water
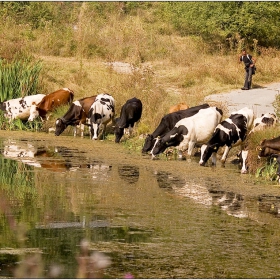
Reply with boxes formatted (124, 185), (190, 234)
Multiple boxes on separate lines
(118, 165), (139, 184)
(1, 140), (112, 180)
(2, 140), (41, 167)
(154, 170), (247, 218)
(155, 171), (185, 191)
(209, 190), (246, 218)
(86, 161), (112, 181)
(34, 149), (72, 172)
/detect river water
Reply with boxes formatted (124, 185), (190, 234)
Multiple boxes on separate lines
(0, 132), (280, 278)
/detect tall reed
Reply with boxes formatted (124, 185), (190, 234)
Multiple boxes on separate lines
(0, 56), (43, 101)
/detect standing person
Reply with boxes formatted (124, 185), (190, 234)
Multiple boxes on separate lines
(239, 48), (256, 90)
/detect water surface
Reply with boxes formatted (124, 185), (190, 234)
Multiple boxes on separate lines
(0, 135), (280, 278)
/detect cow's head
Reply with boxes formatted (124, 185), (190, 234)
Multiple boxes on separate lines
(200, 144), (219, 166)
(114, 117), (124, 143)
(28, 102), (39, 121)
(151, 137), (168, 159)
(55, 118), (67, 136)
(142, 134), (155, 154)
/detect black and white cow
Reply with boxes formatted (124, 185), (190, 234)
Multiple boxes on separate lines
(115, 97), (142, 143)
(88, 93), (115, 140)
(199, 107), (255, 173)
(0, 94), (46, 121)
(142, 103), (210, 154)
(151, 106), (223, 160)
(250, 112), (277, 133)
(55, 96), (97, 137)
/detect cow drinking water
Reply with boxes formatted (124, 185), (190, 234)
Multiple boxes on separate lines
(151, 106), (223, 160)
(142, 103), (210, 154)
(199, 107), (255, 173)
(55, 95), (97, 137)
(28, 88), (74, 121)
(88, 93), (115, 140)
(114, 97), (142, 143)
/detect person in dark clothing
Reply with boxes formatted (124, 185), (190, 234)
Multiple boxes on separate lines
(239, 49), (256, 90)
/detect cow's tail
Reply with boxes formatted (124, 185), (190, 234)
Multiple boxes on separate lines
(68, 88), (75, 103)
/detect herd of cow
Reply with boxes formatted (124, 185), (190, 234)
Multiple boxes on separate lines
(0, 88), (280, 176)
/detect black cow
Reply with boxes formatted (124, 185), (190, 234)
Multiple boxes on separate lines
(199, 107), (255, 173)
(115, 97), (143, 143)
(55, 96), (97, 137)
(142, 103), (210, 153)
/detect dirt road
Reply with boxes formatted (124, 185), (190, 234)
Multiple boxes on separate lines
(205, 82), (280, 117)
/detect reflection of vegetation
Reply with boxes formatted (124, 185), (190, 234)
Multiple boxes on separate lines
(0, 157), (35, 197)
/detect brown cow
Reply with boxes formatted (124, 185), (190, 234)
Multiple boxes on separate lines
(28, 88), (74, 121)
(168, 102), (189, 114)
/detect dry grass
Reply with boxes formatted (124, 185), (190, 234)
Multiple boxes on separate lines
(2, 7), (280, 160)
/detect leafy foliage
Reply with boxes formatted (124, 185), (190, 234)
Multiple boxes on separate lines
(158, 2), (280, 50)
(1, 1), (280, 55)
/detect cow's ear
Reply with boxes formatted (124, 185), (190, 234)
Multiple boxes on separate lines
(261, 114), (264, 116)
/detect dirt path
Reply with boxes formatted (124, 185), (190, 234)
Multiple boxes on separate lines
(205, 82), (280, 117)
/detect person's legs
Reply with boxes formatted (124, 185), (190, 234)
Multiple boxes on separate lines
(247, 67), (253, 89)
(242, 68), (253, 89)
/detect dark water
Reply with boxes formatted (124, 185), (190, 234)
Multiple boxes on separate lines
(1, 137), (280, 278)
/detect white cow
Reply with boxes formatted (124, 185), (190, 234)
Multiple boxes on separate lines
(0, 94), (46, 121)
(88, 93), (115, 140)
(151, 106), (223, 159)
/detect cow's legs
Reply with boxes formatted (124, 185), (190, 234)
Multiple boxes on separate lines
(187, 141), (196, 156)
(128, 124), (133, 136)
(98, 124), (106, 140)
(211, 152), (217, 166)
(177, 149), (185, 160)
(240, 150), (248, 174)
(220, 146), (231, 167)
(80, 124), (85, 138)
